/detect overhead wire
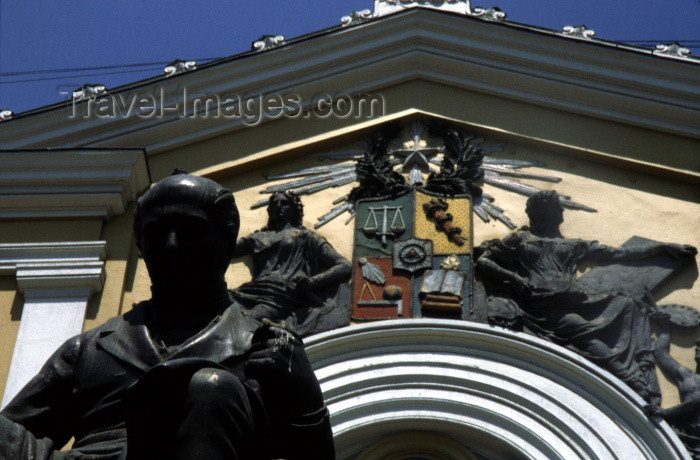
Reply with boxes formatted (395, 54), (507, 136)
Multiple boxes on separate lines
(0, 37), (698, 84)
(0, 67), (164, 85)
(0, 37), (696, 98)
(0, 57), (225, 77)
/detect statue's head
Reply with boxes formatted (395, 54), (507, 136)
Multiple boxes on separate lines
(525, 190), (564, 236)
(266, 191), (303, 229)
(134, 171), (239, 290)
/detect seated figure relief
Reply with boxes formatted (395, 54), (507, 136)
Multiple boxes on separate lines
(233, 191), (352, 337)
(476, 190), (697, 405)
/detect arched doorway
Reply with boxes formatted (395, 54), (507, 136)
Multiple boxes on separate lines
(306, 320), (688, 459)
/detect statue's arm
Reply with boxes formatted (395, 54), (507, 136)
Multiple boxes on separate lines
(476, 249), (529, 294)
(652, 320), (694, 385)
(0, 336), (81, 450)
(0, 415), (57, 460)
(588, 241), (697, 263)
(233, 237), (250, 258)
(308, 242), (351, 289)
(664, 398), (700, 423)
(647, 398), (700, 424)
(246, 322), (335, 459)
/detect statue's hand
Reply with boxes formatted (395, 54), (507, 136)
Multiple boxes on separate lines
(644, 404), (665, 418)
(511, 275), (533, 297)
(245, 319), (325, 422)
(649, 310), (672, 324)
(665, 244), (697, 259)
(291, 274), (313, 292)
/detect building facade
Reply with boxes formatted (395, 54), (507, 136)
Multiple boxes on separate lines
(1, 2), (699, 458)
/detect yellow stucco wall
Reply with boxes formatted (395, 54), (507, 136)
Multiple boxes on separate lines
(0, 220), (102, 244)
(0, 279), (21, 398)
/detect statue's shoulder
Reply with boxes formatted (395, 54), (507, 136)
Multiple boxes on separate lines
(107, 301), (149, 328)
(75, 301), (150, 346)
(45, 306), (138, 363)
(241, 228), (281, 252)
(297, 227), (330, 246)
(489, 229), (528, 248)
(246, 228), (268, 238)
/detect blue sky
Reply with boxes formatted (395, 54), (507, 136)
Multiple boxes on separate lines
(1, 0), (698, 114)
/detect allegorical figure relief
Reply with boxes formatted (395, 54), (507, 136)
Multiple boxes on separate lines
(645, 314), (700, 459)
(233, 191), (352, 336)
(0, 172), (335, 460)
(476, 190), (696, 404)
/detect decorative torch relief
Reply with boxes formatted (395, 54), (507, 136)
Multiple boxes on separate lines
(423, 198), (466, 246)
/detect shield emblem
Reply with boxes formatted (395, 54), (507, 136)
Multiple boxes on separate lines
(352, 188), (473, 320)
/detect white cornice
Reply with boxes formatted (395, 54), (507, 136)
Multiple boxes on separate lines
(0, 241), (107, 273)
(0, 149), (150, 220)
(0, 241), (107, 294)
(0, 10), (697, 154)
(16, 262), (105, 294)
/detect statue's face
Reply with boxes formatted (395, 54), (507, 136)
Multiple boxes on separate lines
(529, 202), (564, 232)
(138, 185), (230, 290)
(546, 205), (564, 228)
(268, 194), (296, 223)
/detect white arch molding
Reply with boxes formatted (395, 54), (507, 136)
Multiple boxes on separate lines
(305, 320), (689, 460)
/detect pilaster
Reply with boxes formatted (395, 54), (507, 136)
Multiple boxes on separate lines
(0, 241), (107, 408)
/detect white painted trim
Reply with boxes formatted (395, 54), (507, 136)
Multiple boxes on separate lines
(0, 10), (696, 154)
(0, 241), (107, 275)
(0, 149), (149, 220)
(306, 320), (690, 459)
(16, 262), (106, 293)
(0, 241), (107, 408)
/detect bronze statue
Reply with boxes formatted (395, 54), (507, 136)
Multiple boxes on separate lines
(476, 190), (696, 404)
(233, 191), (352, 336)
(0, 172), (334, 459)
(645, 314), (700, 459)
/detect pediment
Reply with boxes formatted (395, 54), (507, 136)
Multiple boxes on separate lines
(1, 9), (697, 160)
